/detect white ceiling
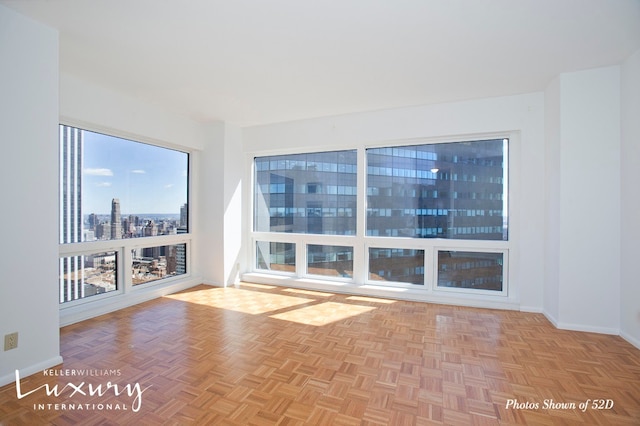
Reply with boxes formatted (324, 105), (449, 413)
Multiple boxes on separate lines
(3, 0), (640, 126)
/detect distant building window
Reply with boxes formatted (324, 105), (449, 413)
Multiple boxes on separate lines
(307, 182), (322, 194)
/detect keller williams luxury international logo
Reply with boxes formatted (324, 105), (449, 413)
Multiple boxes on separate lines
(15, 369), (150, 412)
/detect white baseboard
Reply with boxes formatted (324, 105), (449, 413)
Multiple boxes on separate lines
(544, 310), (619, 335)
(620, 330), (640, 350)
(0, 356), (64, 388)
(553, 320), (619, 336)
(543, 310), (559, 327)
(519, 305), (544, 313)
(201, 279), (223, 287)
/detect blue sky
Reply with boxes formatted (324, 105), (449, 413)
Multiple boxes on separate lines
(82, 130), (188, 215)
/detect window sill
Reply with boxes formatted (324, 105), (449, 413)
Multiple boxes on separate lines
(241, 272), (520, 311)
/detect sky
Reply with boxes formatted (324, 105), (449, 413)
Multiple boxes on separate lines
(82, 130), (188, 215)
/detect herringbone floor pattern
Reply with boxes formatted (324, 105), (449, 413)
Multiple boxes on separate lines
(1, 283), (639, 425)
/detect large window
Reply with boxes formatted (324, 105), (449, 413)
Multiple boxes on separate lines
(254, 150), (357, 235)
(59, 125), (190, 304)
(59, 125), (189, 244)
(251, 137), (510, 298)
(366, 139), (507, 240)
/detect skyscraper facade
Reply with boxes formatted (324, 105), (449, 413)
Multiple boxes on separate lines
(60, 125), (83, 244)
(111, 198), (122, 239)
(180, 203), (188, 230)
(59, 125), (85, 302)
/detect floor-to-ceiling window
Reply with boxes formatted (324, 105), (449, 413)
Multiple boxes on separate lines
(58, 124), (191, 307)
(249, 137), (510, 300)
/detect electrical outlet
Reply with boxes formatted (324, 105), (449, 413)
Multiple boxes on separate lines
(4, 332), (18, 351)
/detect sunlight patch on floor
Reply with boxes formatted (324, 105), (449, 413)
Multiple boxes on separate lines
(269, 302), (376, 326)
(165, 287), (310, 315)
(237, 282), (278, 290)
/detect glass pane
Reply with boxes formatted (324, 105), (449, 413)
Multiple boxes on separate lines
(132, 244), (187, 285)
(59, 251), (117, 303)
(256, 241), (296, 272)
(307, 244), (353, 278)
(369, 248), (424, 285)
(366, 139), (507, 240)
(59, 125), (189, 244)
(437, 251), (503, 291)
(254, 150), (357, 235)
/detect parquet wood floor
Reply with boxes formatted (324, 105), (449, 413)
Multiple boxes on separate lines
(1, 283), (639, 425)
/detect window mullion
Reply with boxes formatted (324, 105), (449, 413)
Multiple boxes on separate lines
(121, 246), (132, 294)
(352, 147), (367, 284)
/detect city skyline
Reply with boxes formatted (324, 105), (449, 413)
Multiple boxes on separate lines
(82, 130), (188, 215)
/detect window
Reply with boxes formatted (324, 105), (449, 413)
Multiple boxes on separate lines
(251, 137), (510, 299)
(366, 139), (507, 240)
(256, 241), (296, 272)
(132, 243), (187, 286)
(60, 126), (189, 244)
(369, 248), (424, 285)
(307, 244), (353, 278)
(59, 125), (190, 304)
(437, 251), (504, 291)
(254, 150), (357, 235)
(59, 251), (117, 303)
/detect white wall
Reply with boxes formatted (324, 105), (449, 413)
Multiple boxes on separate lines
(196, 122), (225, 285)
(620, 49), (640, 347)
(545, 66), (622, 334)
(0, 4), (222, 385)
(0, 5), (62, 386)
(60, 73), (206, 152)
(196, 122), (245, 287)
(243, 93), (546, 311)
(543, 76), (561, 323)
(223, 124), (244, 285)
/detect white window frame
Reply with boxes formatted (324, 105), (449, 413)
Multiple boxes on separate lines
(244, 132), (519, 310)
(58, 120), (197, 325)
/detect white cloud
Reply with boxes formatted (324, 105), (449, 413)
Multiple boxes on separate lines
(85, 168), (113, 176)
(164, 184), (174, 189)
(131, 169), (146, 174)
(96, 182), (112, 187)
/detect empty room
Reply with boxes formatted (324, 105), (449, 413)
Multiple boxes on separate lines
(1, 0), (639, 424)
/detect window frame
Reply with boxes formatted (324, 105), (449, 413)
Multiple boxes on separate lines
(246, 133), (518, 306)
(58, 120), (195, 318)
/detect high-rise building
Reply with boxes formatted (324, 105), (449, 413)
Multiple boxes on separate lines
(111, 198), (122, 239)
(59, 125), (85, 302)
(180, 203), (188, 230)
(88, 213), (98, 232)
(177, 204), (188, 274)
(144, 219), (158, 237)
(60, 125), (83, 244)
